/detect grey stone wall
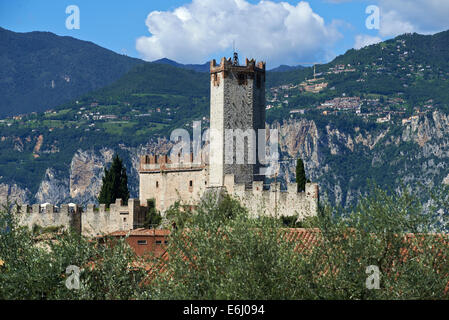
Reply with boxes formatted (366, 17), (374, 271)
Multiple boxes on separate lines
(224, 174), (319, 219)
(139, 167), (209, 213)
(15, 198), (141, 237)
(15, 203), (81, 233)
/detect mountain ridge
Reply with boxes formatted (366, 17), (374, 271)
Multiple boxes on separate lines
(0, 27), (144, 117)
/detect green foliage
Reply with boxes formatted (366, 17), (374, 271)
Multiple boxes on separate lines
(143, 199), (162, 229)
(151, 186), (449, 299)
(213, 193), (247, 222)
(164, 201), (192, 230)
(281, 215), (319, 228)
(152, 195), (301, 299)
(0, 201), (148, 299)
(32, 224), (64, 236)
(1, 185), (449, 299)
(296, 158), (306, 192)
(298, 185), (449, 299)
(98, 154), (130, 207)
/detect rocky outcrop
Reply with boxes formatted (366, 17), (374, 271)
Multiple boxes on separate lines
(0, 183), (30, 205)
(35, 168), (70, 204)
(69, 148), (114, 203)
(274, 111), (449, 206)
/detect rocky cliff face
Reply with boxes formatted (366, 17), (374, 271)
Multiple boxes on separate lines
(1, 112), (448, 207)
(0, 183), (30, 205)
(69, 148), (114, 202)
(275, 111), (449, 205)
(1, 138), (174, 206)
(32, 149), (114, 205)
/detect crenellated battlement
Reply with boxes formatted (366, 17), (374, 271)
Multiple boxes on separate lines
(15, 198), (147, 237)
(223, 174), (319, 219)
(210, 56), (266, 75)
(16, 203), (80, 215)
(15, 203), (82, 233)
(139, 152), (206, 173)
(82, 198), (142, 237)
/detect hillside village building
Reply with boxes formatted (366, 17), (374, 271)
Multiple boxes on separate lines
(16, 55), (319, 237)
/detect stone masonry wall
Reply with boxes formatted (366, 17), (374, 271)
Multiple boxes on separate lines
(16, 203), (81, 233)
(210, 57), (266, 188)
(82, 198), (138, 237)
(224, 174), (319, 219)
(139, 162), (209, 213)
(15, 198), (142, 238)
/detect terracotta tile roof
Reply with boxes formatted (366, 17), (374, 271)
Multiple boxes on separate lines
(281, 228), (322, 252)
(107, 228), (171, 237)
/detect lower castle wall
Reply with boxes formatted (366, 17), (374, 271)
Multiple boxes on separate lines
(139, 169), (318, 219)
(82, 198), (138, 237)
(224, 174), (319, 219)
(17, 203), (81, 233)
(15, 175), (319, 237)
(15, 198), (142, 238)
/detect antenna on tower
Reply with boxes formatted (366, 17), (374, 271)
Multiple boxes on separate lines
(232, 40), (239, 66)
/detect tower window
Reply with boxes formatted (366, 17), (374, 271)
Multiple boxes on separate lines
(213, 73), (220, 86)
(238, 73), (246, 85)
(189, 180), (193, 187)
(137, 240), (147, 245)
(156, 181), (159, 188)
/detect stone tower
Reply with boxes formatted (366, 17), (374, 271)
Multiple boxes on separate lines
(209, 54), (266, 188)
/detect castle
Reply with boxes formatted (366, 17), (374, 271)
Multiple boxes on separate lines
(15, 54), (319, 237)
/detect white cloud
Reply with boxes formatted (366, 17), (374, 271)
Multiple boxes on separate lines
(354, 34), (382, 49)
(379, 0), (449, 37)
(136, 0), (341, 67)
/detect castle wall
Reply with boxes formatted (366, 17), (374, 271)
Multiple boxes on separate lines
(224, 174), (319, 219)
(139, 153), (209, 213)
(139, 167), (209, 213)
(15, 198), (141, 238)
(82, 198), (137, 237)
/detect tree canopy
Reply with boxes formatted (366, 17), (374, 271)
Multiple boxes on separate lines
(98, 154), (129, 207)
(296, 158), (306, 192)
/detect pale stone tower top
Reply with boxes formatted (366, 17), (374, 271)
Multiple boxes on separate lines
(209, 53), (266, 188)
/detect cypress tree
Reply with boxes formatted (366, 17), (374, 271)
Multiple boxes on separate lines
(98, 154), (130, 207)
(296, 158), (306, 192)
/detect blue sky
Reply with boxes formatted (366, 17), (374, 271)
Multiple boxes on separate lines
(1, 0), (449, 67)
